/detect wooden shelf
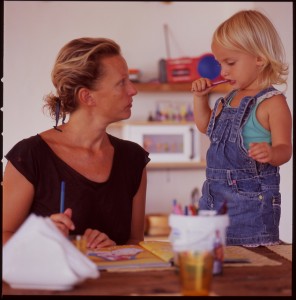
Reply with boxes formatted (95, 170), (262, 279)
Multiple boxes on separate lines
(147, 161), (206, 170)
(133, 82), (231, 93)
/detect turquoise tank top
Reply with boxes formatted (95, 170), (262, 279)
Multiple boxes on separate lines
(228, 89), (282, 150)
(241, 102), (271, 150)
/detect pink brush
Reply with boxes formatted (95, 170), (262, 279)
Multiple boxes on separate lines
(211, 79), (230, 86)
(191, 79), (230, 92)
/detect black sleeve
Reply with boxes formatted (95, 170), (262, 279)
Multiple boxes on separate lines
(5, 136), (40, 186)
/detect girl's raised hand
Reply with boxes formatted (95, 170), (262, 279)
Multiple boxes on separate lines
(191, 78), (214, 96)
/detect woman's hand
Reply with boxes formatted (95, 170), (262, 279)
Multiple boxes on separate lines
(83, 228), (116, 249)
(50, 208), (75, 237)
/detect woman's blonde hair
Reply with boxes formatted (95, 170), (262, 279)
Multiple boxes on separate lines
(43, 37), (121, 120)
(212, 10), (288, 89)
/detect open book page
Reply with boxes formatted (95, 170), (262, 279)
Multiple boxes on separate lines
(139, 241), (174, 263)
(87, 244), (172, 270)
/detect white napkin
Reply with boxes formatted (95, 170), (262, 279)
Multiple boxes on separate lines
(3, 214), (100, 290)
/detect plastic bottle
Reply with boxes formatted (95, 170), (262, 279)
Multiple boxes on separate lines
(212, 229), (223, 275)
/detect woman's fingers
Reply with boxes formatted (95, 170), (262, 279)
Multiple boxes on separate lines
(83, 228), (116, 249)
(50, 208), (75, 236)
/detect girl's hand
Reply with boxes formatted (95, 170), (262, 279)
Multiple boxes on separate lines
(50, 208), (75, 237)
(191, 78), (213, 96)
(248, 142), (272, 163)
(83, 228), (116, 249)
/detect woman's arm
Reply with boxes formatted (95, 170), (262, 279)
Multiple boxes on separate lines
(126, 167), (147, 245)
(79, 168), (147, 248)
(2, 161), (35, 244)
(80, 168), (147, 249)
(3, 161), (76, 244)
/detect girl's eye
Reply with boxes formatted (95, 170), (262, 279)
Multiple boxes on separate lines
(227, 61), (235, 66)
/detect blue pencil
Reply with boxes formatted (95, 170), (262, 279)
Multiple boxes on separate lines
(60, 181), (65, 213)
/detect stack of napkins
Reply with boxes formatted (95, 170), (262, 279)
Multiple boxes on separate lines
(3, 214), (99, 290)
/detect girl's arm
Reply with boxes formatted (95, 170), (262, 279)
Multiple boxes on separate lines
(248, 94), (292, 166)
(192, 78), (216, 133)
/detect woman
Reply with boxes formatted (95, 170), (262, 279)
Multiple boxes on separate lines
(3, 37), (150, 248)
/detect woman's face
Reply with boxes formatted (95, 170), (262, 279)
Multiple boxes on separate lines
(91, 55), (138, 123)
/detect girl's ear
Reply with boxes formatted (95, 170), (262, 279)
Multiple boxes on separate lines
(256, 56), (266, 67)
(77, 88), (96, 106)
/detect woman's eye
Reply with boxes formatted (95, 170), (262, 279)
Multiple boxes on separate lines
(121, 78), (128, 85)
(118, 79), (125, 86)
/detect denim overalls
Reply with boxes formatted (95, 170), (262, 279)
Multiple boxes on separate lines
(198, 87), (281, 246)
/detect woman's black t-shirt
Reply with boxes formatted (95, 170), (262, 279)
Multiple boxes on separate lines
(5, 134), (150, 245)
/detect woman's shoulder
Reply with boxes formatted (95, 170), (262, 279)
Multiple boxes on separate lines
(108, 134), (144, 151)
(6, 134), (48, 158)
(11, 134), (44, 149)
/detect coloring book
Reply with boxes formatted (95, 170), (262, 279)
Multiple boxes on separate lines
(139, 241), (174, 263)
(87, 244), (172, 270)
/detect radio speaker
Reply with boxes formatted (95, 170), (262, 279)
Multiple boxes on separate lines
(166, 53), (223, 83)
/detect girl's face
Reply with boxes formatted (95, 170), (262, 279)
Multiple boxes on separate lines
(90, 55), (138, 123)
(211, 41), (263, 91)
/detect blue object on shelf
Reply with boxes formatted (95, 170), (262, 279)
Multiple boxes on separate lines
(197, 54), (221, 80)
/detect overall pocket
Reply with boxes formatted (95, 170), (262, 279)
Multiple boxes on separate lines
(232, 176), (262, 197)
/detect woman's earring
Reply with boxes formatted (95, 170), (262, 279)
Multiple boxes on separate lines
(53, 100), (63, 132)
(62, 112), (66, 124)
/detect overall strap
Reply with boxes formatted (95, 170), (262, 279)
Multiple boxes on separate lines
(206, 89), (237, 138)
(228, 96), (256, 142)
(228, 87), (278, 142)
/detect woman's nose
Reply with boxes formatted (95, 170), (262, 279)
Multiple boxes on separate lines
(129, 81), (138, 96)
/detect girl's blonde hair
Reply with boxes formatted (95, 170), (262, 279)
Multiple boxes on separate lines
(212, 10), (288, 89)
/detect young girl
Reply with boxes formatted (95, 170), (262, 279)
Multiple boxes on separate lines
(191, 10), (292, 247)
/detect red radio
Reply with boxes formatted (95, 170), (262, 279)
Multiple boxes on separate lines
(165, 53), (223, 83)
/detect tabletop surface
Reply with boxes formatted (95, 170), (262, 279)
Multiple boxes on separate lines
(2, 245), (293, 297)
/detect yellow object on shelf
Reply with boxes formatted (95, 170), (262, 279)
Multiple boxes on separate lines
(145, 214), (170, 236)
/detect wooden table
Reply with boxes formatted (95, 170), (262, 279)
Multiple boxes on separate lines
(2, 246), (292, 296)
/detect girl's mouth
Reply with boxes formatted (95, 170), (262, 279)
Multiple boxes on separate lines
(211, 79), (230, 86)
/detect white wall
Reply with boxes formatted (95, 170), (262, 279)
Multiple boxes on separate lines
(3, 1), (293, 243)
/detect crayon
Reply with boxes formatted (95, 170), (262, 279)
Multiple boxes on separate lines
(60, 181), (65, 213)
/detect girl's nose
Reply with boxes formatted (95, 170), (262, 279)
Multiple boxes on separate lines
(220, 67), (229, 78)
